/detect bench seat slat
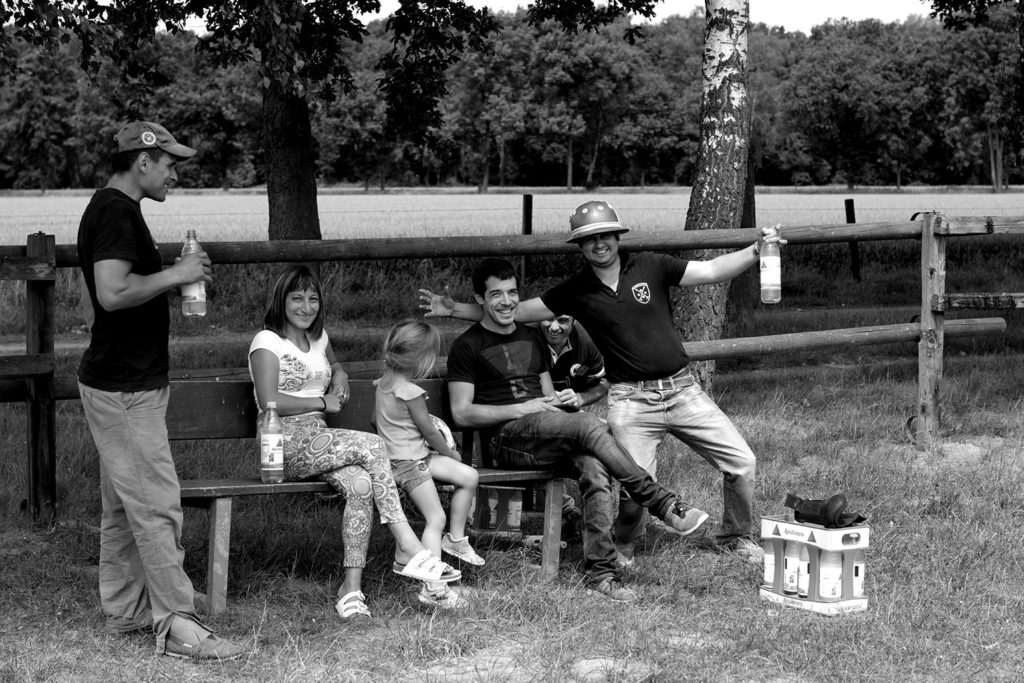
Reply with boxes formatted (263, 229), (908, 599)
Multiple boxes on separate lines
(180, 478), (331, 500)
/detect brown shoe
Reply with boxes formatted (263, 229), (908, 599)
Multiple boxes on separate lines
(164, 633), (245, 661)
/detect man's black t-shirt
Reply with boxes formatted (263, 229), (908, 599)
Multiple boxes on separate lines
(446, 323), (550, 405)
(77, 188), (170, 391)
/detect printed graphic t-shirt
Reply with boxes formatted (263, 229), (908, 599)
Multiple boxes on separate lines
(248, 330), (332, 419)
(446, 323), (550, 406)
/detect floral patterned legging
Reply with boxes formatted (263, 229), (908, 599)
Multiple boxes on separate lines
(275, 413), (408, 569)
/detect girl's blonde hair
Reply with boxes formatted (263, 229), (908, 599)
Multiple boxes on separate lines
(383, 319), (441, 380)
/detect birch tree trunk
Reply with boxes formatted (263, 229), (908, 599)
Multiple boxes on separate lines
(674, 0), (751, 391)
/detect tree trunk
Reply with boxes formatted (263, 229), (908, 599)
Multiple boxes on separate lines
(262, 81), (322, 240)
(566, 136), (574, 190)
(498, 139), (507, 186)
(585, 137), (601, 188)
(675, 0), (751, 391)
(478, 130), (491, 193)
(989, 130), (1004, 193)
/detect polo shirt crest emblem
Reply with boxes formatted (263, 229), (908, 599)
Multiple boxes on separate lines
(631, 282), (651, 304)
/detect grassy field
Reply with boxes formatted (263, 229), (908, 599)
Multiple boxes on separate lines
(5, 188), (1024, 244)
(2, 190), (1024, 681)
(2, 356), (1023, 681)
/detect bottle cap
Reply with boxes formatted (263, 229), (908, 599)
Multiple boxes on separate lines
(267, 401), (277, 409)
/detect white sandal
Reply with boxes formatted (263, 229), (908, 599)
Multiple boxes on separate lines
(335, 590), (371, 621)
(392, 549), (462, 583)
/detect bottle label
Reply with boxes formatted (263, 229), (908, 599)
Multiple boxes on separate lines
(182, 281), (206, 303)
(261, 433), (283, 466)
(760, 255), (781, 287)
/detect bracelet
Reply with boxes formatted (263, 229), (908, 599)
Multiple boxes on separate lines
(320, 396), (327, 410)
(752, 240), (761, 257)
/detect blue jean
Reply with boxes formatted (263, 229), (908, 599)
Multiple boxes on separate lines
(489, 409), (677, 543)
(78, 383), (198, 653)
(607, 379), (756, 544)
(569, 455), (618, 583)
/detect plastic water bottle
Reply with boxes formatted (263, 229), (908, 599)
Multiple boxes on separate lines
(180, 229), (207, 316)
(759, 239), (781, 304)
(783, 542), (800, 594)
(819, 550), (843, 599)
(797, 545), (810, 597)
(762, 540), (776, 588)
(851, 549), (866, 597)
(260, 401), (285, 484)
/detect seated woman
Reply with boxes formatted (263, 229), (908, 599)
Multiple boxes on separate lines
(248, 265), (460, 622)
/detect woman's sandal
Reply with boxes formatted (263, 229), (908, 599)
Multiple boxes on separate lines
(392, 548), (462, 583)
(335, 590), (371, 621)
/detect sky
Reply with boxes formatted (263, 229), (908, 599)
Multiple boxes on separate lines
(183, 2), (935, 37)
(366, 1), (935, 34)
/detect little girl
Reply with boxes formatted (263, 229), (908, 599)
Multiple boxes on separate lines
(375, 319), (484, 610)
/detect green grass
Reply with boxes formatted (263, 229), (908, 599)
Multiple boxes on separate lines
(3, 190), (1024, 680)
(3, 356), (1024, 680)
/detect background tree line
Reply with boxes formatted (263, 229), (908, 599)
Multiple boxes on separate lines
(2, 5), (1020, 193)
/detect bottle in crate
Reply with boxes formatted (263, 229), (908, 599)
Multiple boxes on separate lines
(819, 550), (843, 599)
(783, 542), (800, 594)
(797, 545), (810, 598)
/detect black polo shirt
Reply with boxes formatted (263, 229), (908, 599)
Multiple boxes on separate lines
(540, 252), (689, 383)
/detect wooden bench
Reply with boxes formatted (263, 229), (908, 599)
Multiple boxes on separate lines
(168, 373), (563, 613)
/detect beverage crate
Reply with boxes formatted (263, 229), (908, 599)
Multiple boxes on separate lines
(760, 514), (869, 615)
(472, 486), (524, 532)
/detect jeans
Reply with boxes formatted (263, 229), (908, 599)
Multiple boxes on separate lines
(489, 410), (677, 531)
(607, 378), (756, 545)
(78, 383), (198, 652)
(569, 455), (618, 583)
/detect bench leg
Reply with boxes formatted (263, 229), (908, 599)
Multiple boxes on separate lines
(539, 480), (564, 581)
(206, 498), (232, 614)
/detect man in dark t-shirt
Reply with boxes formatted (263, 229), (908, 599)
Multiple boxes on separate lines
(77, 121), (243, 661)
(446, 259), (709, 602)
(422, 201), (785, 566)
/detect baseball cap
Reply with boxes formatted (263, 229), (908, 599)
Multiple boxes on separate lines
(114, 121), (197, 159)
(567, 200), (629, 243)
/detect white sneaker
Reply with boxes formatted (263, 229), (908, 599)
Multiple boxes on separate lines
(442, 533), (486, 566)
(418, 585), (468, 610)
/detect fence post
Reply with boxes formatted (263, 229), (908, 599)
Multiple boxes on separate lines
(521, 193), (533, 287)
(844, 199), (862, 282)
(917, 213), (944, 451)
(26, 232), (57, 520)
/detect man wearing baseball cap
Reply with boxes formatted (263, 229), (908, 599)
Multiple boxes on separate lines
(420, 201), (784, 568)
(77, 121), (244, 660)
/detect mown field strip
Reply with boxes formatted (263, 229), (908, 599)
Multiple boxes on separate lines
(4, 191), (1024, 246)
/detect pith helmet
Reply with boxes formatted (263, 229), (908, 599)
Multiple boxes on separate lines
(567, 201), (629, 243)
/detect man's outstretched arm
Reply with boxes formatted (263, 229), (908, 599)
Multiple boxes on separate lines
(418, 288), (555, 323)
(680, 224), (786, 286)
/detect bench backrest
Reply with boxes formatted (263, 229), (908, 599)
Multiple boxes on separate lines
(166, 377), (449, 441)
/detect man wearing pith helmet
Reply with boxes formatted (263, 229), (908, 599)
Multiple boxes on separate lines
(420, 199), (784, 567)
(77, 120), (245, 660)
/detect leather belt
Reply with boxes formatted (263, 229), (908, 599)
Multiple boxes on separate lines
(621, 368), (694, 391)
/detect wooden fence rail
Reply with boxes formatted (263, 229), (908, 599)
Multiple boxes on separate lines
(2, 212), (1023, 519)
